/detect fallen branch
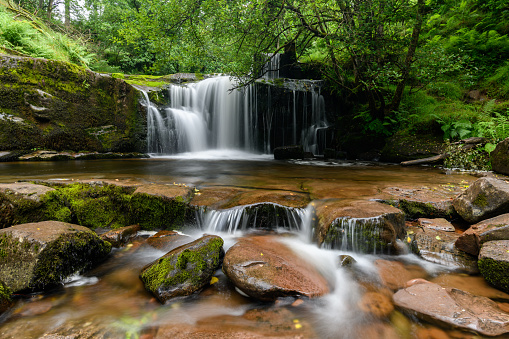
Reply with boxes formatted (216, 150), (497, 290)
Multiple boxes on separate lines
(401, 153), (448, 166)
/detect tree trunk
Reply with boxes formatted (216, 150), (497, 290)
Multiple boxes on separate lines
(46, 0), (53, 20)
(64, 0), (71, 27)
(389, 0), (426, 113)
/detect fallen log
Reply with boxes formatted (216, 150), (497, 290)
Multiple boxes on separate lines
(401, 153), (448, 166)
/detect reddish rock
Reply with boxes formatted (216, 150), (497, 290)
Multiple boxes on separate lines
(455, 213), (509, 256)
(478, 240), (509, 293)
(431, 273), (509, 301)
(358, 291), (394, 318)
(418, 218), (455, 232)
(393, 281), (509, 336)
(222, 235), (330, 301)
(145, 230), (191, 252)
(374, 259), (427, 290)
(100, 224), (141, 247)
(134, 184), (194, 201)
(415, 327), (450, 339)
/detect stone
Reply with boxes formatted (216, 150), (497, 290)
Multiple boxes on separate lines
(139, 234), (224, 303)
(0, 183), (55, 202)
(273, 145), (304, 160)
(0, 281), (12, 314)
(408, 226), (479, 274)
(418, 218), (455, 232)
(222, 235), (329, 301)
(455, 213), (509, 256)
(491, 137), (509, 176)
(374, 259), (427, 290)
(478, 240), (509, 294)
(0, 221), (112, 292)
(100, 224), (141, 248)
(358, 292), (394, 318)
(453, 177), (509, 223)
(145, 230), (191, 252)
(431, 273), (509, 301)
(393, 281), (509, 336)
(315, 200), (406, 254)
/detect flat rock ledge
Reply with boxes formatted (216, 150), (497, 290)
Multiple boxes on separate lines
(478, 240), (509, 294)
(140, 234), (224, 303)
(222, 235), (330, 301)
(394, 280), (509, 337)
(455, 213), (509, 256)
(453, 177), (509, 223)
(0, 221), (112, 292)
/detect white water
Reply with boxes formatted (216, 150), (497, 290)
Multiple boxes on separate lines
(144, 76), (329, 156)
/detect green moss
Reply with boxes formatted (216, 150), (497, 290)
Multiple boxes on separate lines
(473, 192), (488, 208)
(0, 281), (11, 301)
(478, 257), (509, 293)
(324, 217), (389, 253)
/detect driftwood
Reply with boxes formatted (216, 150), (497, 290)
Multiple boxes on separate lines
(401, 153), (448, 166)
(453, 137), (487, 145)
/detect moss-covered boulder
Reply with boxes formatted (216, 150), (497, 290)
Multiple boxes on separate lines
(0, 182), (55, 228)
(315, 200), (406, 254)
(0, 281), (12, 314)
(139, 234), (224, 303)
(453, 177), (509, 223)
(0, 54), (145, 152)
(0, 221), (111, 292)
(455, 214), (509, 256)
(478, 240), (509, 293)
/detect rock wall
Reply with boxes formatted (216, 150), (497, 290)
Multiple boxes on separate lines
(0, 54), (146, 152)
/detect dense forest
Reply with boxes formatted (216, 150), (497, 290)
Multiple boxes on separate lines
(0, 0), (508, 165)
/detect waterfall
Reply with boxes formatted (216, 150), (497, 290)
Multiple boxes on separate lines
(145, 76), (329, 155)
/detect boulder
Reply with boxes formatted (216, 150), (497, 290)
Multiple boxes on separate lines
(478, 240), (509, 293)
(0, 221), (112, 292)
(0, 281), (12, 314)
(491, 137), (509, 175)
(393, 280), (509, 337)
(222, 235), (329, 301)
(139, 234), (224, 303)
(455, 213), (509, 256)
(273, 145), (304, 160)
(100, 224), (141, 248)
(408, 226), (478, 274)
(417, 218), (455, 232)
(374, 259), (427, 290)
(315, 200), (406, 254)
(358, 292), (394, 318)
(145, 230), (191, 252)
(453, 177), (509, 223)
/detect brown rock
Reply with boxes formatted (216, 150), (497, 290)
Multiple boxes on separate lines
(491, 137), (509, 176)
(222, 235), (330, 301)
(358, 292), (394, 318)
(134, 184), (194, 201)
(393, 281), (509, 336)
(415, 327), (450, 339)
(0, 183), (55, 202)
(100, 224), (141, 247)
(145, 230), (192, 252)
(374, 259), (427, 290)
(418, 218), (455, 232)
(455, 213), (509, 256)
(478, 240), (509, 293)
(431, 273), (509, 301)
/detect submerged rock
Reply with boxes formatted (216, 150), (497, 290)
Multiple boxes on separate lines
(453, 177), (509, 223)
(315, 200), (405, 254)
(478, 240), (509, 293)
(100, 224), (140, 247)
(0, 221), (112, 292)
(273, 145), (304, 160)
(393, 280), (509, 337)
(139, 234), (224, 303)
(374, 259), (427, 290)
(455, 213), (509, 256)
(409, 226), (478, 274)
(222, 235), (329, 301)
(145, 230), (191, 252)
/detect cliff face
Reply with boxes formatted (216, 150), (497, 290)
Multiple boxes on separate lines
(0, 54), (146, 152)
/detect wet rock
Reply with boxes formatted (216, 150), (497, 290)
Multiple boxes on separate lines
(140, 235), (224, 303)
(100, 224), (141, 247)
(145, 230), (191, 252)
(431, 273), (509, 301)
(414, 327), (450, 339)
(478, 240), (509, 293)
(0, 221), (111, 292)
(315, 200), (406, 254)
(134, 184), (194, 201)
(222, 235), (329, 301)
(374, 259), (427, 290)
(339, 254), (357, 267)
(358, 291), (394, 318)
(274, 145), (304, 160)
(455, 213), (509, 256)
(491, 137), (509, 175)
(393, 281), (509, 336)
(409, 226), (479, 274)
(0, 183), (55, 202)
(0, 281), (12, 314)
(418, 218), (455, 232)
(453, 177), (509, 223)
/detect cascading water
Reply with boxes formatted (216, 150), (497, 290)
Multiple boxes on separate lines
(144, 76), (329, 156)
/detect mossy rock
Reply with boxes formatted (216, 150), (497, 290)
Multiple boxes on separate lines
(478, 240), (509, 293)
(0, 281), (12, 314)
(0, 221), (111, 292)
(140, 234), (224, 303)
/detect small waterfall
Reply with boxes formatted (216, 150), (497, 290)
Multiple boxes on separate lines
(198, 203), (308, 234)
(145, 76), (329, 155)
(261, 54), (281, 79)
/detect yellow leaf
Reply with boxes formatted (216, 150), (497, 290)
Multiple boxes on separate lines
(210, 276), (219, 285)
(407, 236), (411, 243)
(436, 236), (441, 240)
(407, 230), (414, 235)
(260, 253), (263, 256)
(295, 324), (302, 329)
(293, 319), (300, 323)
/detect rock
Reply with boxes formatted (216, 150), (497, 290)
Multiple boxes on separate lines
(0, 183), (55, 202)
(409, 226), (478, 274)
(145, 230), (191, 252)
(315, 200), (406, 254)
(273, 145), (304, 160)
(222, 235), (329, 301)
(0, 281), (12, 314)
(380, 133), (446, 163)
(455, 213), (509, 256)
(358, 292), (394, 318)
(0, 221), (111, 292)
(431, 273), (509, 301)
(100, 224), (141, 247)
(478, 240), (509, 293)
(417, 218), (455, 232)
(339, 254), (357, 267)
(491, 137), (509, 175)
(393, 281), (509, 336)
(139, 235), (224, 303)
(453, 177), (509, 223)
(374, 259), (427, 290)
